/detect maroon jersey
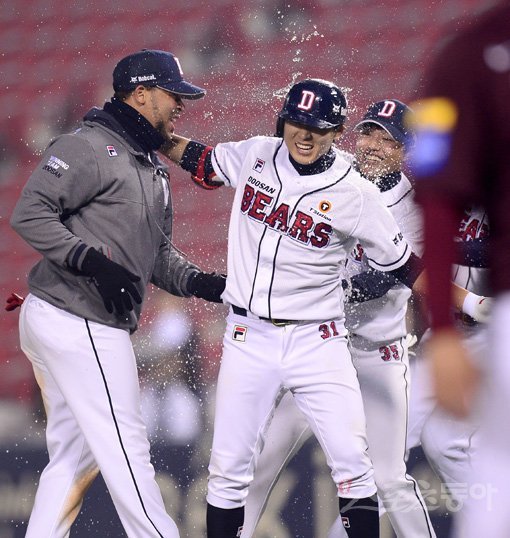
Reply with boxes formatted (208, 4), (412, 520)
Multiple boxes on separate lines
(412, 2), (510, 328)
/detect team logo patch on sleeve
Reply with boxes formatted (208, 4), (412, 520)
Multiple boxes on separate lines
(233, 325), (247, 342)
(42, 155), (70, 178)
(252, 158), (265, 172)
(106, 145), (118, 157)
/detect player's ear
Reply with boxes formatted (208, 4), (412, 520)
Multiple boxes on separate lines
(132, 85), (149, 105)
(333, 125), (344, 142)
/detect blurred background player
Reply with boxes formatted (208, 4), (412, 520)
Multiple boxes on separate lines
(410, 2), (510, 536)
(166, 79), (436, 538)
(9, 49), (225, 538)
(133, 291), (204, 448)
(407, 206), (490, 505)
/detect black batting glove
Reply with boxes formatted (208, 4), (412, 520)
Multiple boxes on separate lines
(81, 248), (142, 315)
(187, 271), (226, 303)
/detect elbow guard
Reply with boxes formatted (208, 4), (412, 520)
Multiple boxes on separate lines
(180, 141), (220, 190)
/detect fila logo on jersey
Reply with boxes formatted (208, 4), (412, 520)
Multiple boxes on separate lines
(253, 158), (265, 172)
(378, 100), (397, 117)
(106, 145), (118, 157)
(342, 517), (351, 529)
(338, 479), (352, 495)
(236, 526), (243, 537)
(241, 184), (333, 248)
(233, 325), (247, 342)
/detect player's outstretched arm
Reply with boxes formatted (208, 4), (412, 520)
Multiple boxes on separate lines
(411, 271), (492, 323)
(5, 292), (25, 311)
(342, 269), (398, 303)
(163, 134), (192, 164)
(348, 252), (491, 321)
(162, 134), (224, 190)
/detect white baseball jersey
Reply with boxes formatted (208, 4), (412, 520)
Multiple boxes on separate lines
(211, 136), (411, 321)
(343, 165), (423, 342)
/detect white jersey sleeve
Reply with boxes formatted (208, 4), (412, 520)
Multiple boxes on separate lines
(211, 136), (271, 189)
(348, 177), (411, 273)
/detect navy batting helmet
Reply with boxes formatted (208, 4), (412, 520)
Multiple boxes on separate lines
(276, 79), (347, 137)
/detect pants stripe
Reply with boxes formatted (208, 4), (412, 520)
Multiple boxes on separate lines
(85, 319), (164, 538)
(401, 339), (434, 537)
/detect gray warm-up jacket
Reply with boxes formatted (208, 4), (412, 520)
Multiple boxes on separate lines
(11, 108), (199, 333)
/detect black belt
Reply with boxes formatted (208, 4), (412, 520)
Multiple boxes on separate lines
(232, 305), (297, 327)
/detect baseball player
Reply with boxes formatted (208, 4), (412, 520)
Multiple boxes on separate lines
(407, 206), (489, 504)
(9, 49), (226, 538)
(409, 7), (510, 535)
(163, 80), (454, 538)
(235, 100), (491, 538)
(237, 99), (436, 538)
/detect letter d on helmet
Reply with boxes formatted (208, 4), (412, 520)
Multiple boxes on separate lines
(276, 79), (347, 137)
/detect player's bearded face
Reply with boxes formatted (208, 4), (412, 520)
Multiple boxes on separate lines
(355, 125), (405, 180)
(283, 121), (341, 165)
(148, 88), (184, 142)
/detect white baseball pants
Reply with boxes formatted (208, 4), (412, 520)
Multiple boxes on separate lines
(19, 294), (179, 538)
(349, 337), (435, 538)
(241, 335), (435, 538)
(207, 311), (376, 511)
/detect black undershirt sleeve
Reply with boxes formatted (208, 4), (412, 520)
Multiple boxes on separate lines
(388, 252), (424, 289)
(345, 252), (424, 303)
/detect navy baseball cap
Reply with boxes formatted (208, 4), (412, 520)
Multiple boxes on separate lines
(113, 49), (206, 99)
(355, 99), (415, 148)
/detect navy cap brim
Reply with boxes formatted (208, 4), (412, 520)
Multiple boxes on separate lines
(354, 119), (407, 146)
(279, 110), (340, 130)
(158, 80), (206, 100)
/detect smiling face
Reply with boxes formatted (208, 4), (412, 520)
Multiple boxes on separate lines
(283, 120), (343, 165)
(146, 87), (185, 142)
(354, 124), (405, 180)
(125, 85), (185, 143)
